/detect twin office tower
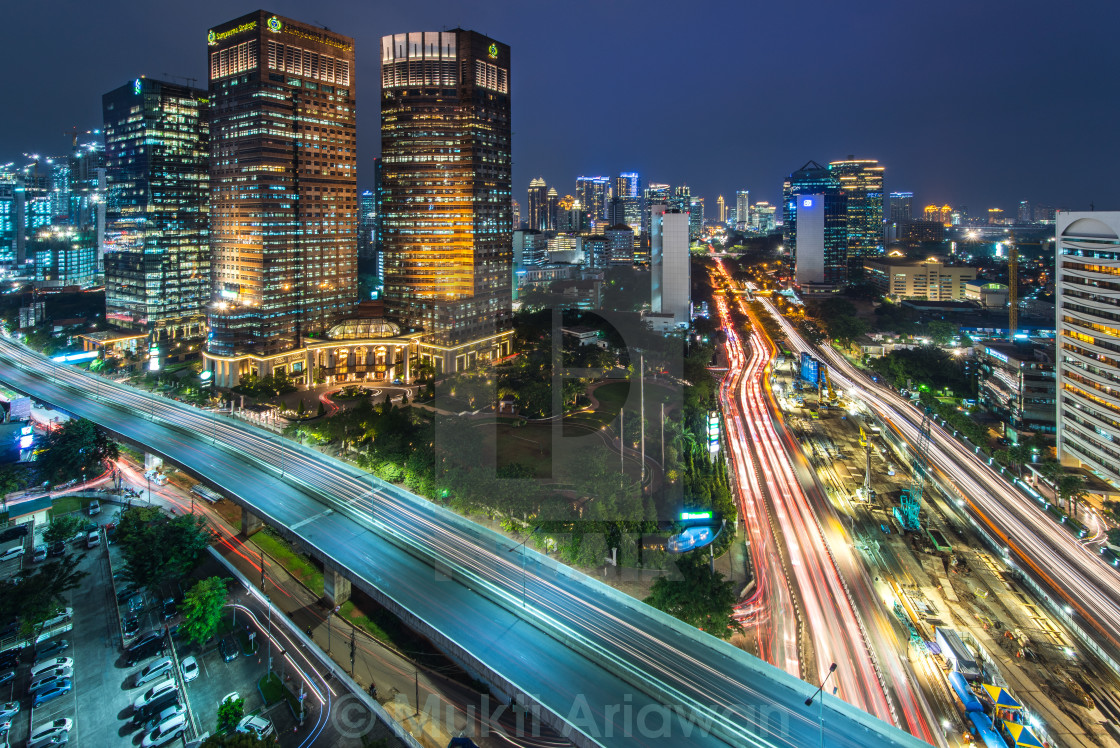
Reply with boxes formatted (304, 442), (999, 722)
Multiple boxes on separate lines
(103, 11), (512, 379)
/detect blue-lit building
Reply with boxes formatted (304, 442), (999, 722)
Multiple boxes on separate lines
(784, 161), (847, 286)
(102, 77), (209, 341)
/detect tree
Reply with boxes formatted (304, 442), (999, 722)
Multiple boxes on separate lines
(42, 514), (86, 545)
(644, 553), (738, 637)
(1107, 528), (1120, 548)
(181, 577), (228, 645)
(0, 554), (88, 637)
(1058, 473), (1087, 518)
(116, 507), (213, 591)
(926, 320), (959, 346)
(216, 693), (245, 733)
(36, 418), (119, 484)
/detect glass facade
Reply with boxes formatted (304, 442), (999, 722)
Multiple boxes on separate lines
(783, 161), (847, 284)
(103, 78), (209, 339)
(828, 158), (885, 261)
(380, 29), (512, 347)
(207, 10), (358, 356)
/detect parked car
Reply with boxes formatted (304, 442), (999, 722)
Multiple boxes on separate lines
(0, 672), (15, 688)
(34, 640), (69, 660)
(133, 679), (178, 711)
(0, 651), (20, 670)
(218, 638), (237, 663)
(31, 545), (47, 563)
(29, 674), (72, 696)
(87, 500), (100, 516)
(0, 702), (18, 720)
(179, 656), (199, 683)
(125, 631), (164, 667)
(85, 531), (99, 550)
(40, 608), (73, 630)
(141, 713), (186, 747)
(127, 594), (145, 613)
(116, 586), (140, 604)
(134, 657), (173, 688)
(122, 616), (141, 637)
(134, 692), (179, 725)
(46, 542), (65, 558)
(28, 720), (72, 741)
(0, 547), (24, 563)
(30, 658), (72, 678)
(30, 680), (71, 707)
(160, 598), (176, 621)
(143, 703), (185, 733)
(0, 527), (28, 543)
(236, 714), (275, 739)
(26, 732), (68, 748)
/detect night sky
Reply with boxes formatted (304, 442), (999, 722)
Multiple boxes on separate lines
(3, 0), (1118, 214)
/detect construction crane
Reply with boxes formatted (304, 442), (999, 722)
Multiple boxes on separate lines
(895, 407), (931, 531)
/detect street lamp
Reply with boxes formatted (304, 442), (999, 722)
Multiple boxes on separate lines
(507, 525), (541, 608)
(805, 662), (837, 748)
(265, 595), (273, 676)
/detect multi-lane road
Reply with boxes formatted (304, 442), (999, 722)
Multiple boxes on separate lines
(0, 336), (929, 748)
(758, 297), (1120, 673)
(712, 266), (939, 745)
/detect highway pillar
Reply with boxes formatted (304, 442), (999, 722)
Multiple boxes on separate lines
(241, 509), (264, 537)
(324, 567), (352, 605)
(144, 453), (163, 473)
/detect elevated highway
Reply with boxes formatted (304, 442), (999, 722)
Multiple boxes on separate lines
(0, 337), (930, 748)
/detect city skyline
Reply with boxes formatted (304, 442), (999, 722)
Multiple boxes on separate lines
(2, 0), (1116, 213)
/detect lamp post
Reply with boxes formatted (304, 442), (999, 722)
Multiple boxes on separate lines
(805, 662), (837, 748)
(507, 525), (541, 607)
(265, 595), (273, 676)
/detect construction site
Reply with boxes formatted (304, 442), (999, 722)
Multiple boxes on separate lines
(767, 345), (1120, 748)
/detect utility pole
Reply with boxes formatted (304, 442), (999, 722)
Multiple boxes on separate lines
(805, 663), (837, 748)
(640, 355), (645, 483)
(260, 549), (266, 594)
(619, 408), (624, 480)
(349, 627), (356, 677)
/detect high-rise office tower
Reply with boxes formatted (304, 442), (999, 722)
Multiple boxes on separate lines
(689, 198), (704, 239)
(615, 172), (642, 235)
(381, 29), (513, 368)
(576, 176), (610, 223)
(889, 191), (913, 224)
(671, 185), (691, 213)
(749, 201), (777, 233)
(650, 205), (690, 326)
(206, 11), (357, 356)
(511, 199), (521, 230)
(828, 157), (884, 266)
(0, 172), (14, 267)
(103, 78), (209, 340)
(736, 190), (750, 229)
(717, 195), (726, 224)
(1056, 212), (1120, 489)
(359, 190), (377, 261)
(527, 177), (548, 232)
(546, 187), (559, 232)
(784, 161), (846, 285)
(643, 182), (670, 236)
(1018, 201), (1032, 224)
(887, 191), (913, 242)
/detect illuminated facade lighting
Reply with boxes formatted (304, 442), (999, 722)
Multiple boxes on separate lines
(206, 10), (358, 356)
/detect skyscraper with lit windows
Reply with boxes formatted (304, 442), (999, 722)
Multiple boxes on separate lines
(380, 29), (513, 371)
(103, 77), (209, 341)
(828, 157), (884, 268)
(206, 10), (358, 357)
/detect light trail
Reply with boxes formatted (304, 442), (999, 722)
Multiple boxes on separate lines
(759, 296), (1120, 668)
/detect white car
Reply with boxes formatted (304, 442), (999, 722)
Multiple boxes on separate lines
(0, 548), (24, 563)
(180, 656), (199, 682)
(141, 713), (186, 747)
(143, 703), (185, 732)
(27, 720), (73, 748)
(29, 719), (72, 739)
(30, 658), (73, 678)
(39, 608), (73, 630)
(133, 679), (177, 711)
(236, 714), (275, 739)
(31, 545), (47, 563)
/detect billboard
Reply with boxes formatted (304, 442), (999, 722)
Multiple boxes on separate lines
(800, 352), (819, 384)
(9, 397), (31, 422)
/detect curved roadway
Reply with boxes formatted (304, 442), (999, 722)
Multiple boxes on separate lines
(0, 337), (929, 748)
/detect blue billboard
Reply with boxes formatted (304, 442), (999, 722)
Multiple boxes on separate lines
(800, 352), (819, 384)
